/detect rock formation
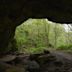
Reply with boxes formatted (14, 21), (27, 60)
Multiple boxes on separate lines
(0, 0), (72, 53)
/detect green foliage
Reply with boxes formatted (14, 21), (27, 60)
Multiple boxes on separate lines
(24, 47), (46, 54)
(15, 19), (72, 53)
(57, 44), (72, 50)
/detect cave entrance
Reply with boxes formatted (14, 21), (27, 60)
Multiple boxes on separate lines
(15, 18), (72, 54)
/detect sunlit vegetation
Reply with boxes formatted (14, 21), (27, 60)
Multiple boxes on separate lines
(15, 19), (72, 53)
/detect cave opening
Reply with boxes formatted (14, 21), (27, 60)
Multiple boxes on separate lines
(14, 18), (72, 54)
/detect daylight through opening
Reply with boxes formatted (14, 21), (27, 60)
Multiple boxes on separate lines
(15, 19), (72, 53)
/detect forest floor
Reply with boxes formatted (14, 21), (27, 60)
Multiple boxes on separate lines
(0, 49), (72, 72)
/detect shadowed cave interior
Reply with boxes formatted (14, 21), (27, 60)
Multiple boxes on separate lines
(0, 0), (72, 72)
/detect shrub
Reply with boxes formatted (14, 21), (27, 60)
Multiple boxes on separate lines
(57, 44), (72, 50)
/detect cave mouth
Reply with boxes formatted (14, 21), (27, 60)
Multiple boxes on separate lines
(1, 0), (72, 55)
(14, 18), (72, 54)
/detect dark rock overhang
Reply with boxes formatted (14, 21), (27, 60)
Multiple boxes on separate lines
(0, 0), (72, 54)
(0, 0), (72, 26)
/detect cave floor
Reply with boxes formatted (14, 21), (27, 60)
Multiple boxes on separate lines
(0, 50), (72, 72)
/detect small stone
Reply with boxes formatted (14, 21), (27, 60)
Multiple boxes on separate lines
(0, 55), (16, 62)
(54, 61), (63, 67)
(26, 60), (40, 72)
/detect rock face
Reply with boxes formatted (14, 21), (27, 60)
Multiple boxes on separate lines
(0, 0), (72, 53)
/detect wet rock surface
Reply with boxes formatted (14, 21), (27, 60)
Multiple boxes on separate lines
(0, 50), (72, 72)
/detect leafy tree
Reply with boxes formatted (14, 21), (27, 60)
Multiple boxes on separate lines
(15, 19), (72, 53)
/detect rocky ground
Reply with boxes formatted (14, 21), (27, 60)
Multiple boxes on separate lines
(0, 50), (72, 72)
